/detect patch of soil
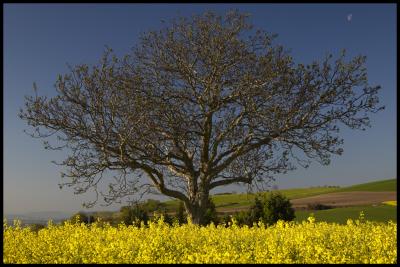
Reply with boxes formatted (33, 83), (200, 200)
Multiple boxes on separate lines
(217, 191), (396, 214)
(290, 191), (396, 209)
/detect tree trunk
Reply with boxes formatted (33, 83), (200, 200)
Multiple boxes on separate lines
(184, 191), (210, 225)
(187, 204), (203, 225)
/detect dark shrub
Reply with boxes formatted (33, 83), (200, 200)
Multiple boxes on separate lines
(176, 201), (187, 225)
(151, 209), (174, 225)
(220, 213), (232, 227)
(28, 223), (46, 232)
(247, 196), (264, 226)
(119, 204), (149, 227)
(232, 211), (249, 226)
(203, 197), (219, 225)
(307, 203), (333, 210)
(141, 199), (167, 213)
(262, 192), (295, 225)
(233, 192), (295, 227)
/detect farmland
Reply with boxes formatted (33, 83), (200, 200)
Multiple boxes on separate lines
(164, 178), (396, 210)
(295, 204), (397, 224)
(160, 178), (397, 224)
(5, 179), (395, 226)
(333, 179), (396, 192)
(3, 178), (397, 264)
(3, 217), (396, 264)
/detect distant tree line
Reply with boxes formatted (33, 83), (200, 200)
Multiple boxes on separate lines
(27, 192), (295, 231)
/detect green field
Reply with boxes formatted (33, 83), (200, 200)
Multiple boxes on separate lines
(163, 178), (396, 211)
(334, 178), (396, 192)
(212, 187), (341, 207)
(95, 178), (396, 225)
(294, 204), (397, 224)
(163, 187), (342, 211)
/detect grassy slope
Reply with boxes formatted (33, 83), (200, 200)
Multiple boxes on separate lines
(163, 178), (396, 211)
(290, 178), (397, 224)
(333, 178), (396, 192)
(163, 187), (341, 211)
(164, 179), (397, 224)
(294, 204), (397, 224)
(94, 178), (396, 224)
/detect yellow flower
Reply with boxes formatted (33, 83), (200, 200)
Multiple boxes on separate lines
(3, 217), (396, 264)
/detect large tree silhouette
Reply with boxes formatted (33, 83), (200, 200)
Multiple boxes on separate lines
(20, 11), (384, 225)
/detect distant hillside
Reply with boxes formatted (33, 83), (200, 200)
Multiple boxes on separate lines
(162, 178), (397, 211)
(335, 178), (396, 192)
(3, 211), (73, 226)
(7, 178), (395, 225)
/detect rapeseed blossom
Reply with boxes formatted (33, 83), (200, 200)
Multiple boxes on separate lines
(3, 216), (396, 264)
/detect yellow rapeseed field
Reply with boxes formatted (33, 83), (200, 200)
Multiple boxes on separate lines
(3, 216), (396, 264)
(382, 201), (397, 206)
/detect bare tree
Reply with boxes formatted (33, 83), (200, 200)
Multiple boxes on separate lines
(19, 10), (384, 225)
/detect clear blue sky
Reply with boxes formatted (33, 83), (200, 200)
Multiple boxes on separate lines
(4, 4), (396, 215)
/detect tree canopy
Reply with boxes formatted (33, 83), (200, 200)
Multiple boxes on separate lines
(19, 10), (384, 224)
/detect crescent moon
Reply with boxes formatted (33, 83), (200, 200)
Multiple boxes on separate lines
(347, 14), (352, 22)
